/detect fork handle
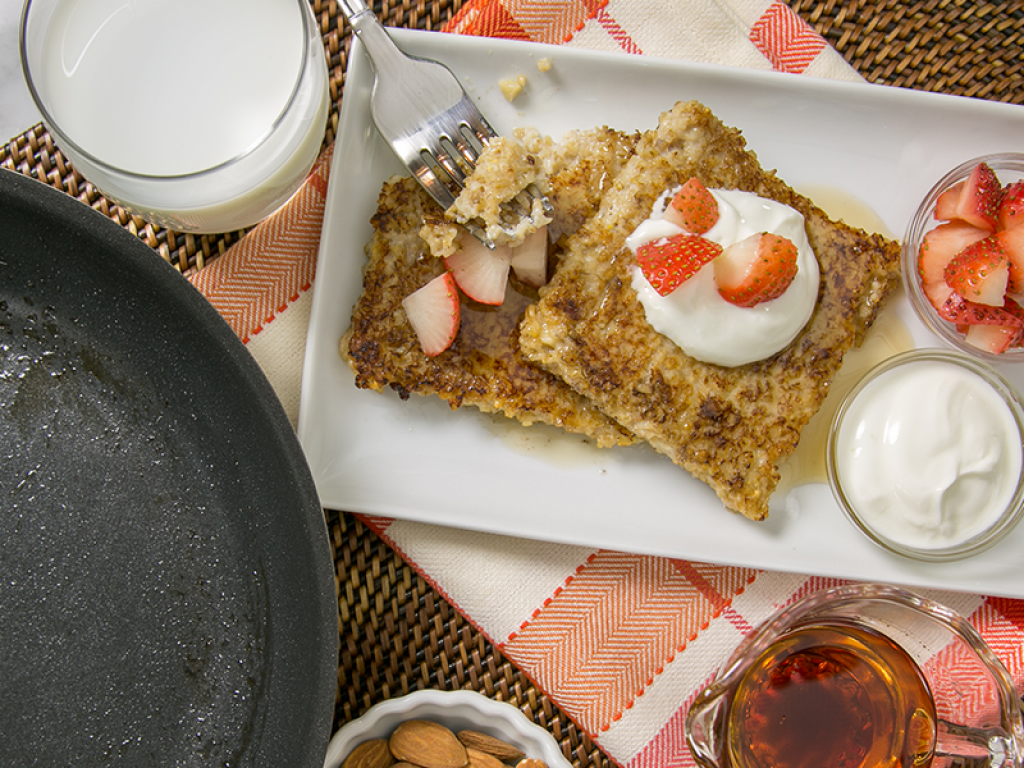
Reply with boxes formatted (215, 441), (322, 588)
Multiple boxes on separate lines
(338, 0), (374, 25)
(338, 0), (409, 73)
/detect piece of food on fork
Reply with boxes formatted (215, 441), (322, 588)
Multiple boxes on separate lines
(340, 0), (551, 248)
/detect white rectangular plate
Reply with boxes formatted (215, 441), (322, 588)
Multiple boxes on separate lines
(299, 29), (1024, 599)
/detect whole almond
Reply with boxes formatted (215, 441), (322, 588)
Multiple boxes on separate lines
(515, 760), (548, 768)
(466, 748), (506, 768)
(389, 720), (468, 768)
(457, 731), (526, 762)
(342, 738), (395, 768)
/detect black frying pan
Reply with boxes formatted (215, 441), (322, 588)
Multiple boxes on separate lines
(0, 168), (337, 766)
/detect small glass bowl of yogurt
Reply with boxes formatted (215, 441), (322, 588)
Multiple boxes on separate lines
(902, 153), (1024, 362)
(826, 348), (1024, 561)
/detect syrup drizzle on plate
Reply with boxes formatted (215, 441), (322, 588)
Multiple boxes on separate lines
(776, 186), (914, 494)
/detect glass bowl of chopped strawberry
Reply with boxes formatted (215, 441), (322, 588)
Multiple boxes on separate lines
(904, 153), (1024, 360)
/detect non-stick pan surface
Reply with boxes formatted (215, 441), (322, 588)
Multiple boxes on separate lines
(0, 169), (337, 766)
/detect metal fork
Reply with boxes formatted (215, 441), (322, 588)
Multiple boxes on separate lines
(339, 0), (551, 245)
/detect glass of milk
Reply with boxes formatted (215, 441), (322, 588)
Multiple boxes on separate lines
(20, 0), (329, 233)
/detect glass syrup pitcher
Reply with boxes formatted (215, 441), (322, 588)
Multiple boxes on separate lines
(685, 584), (1024, 768)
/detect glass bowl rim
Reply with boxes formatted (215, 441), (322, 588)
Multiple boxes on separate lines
(901, 151), (1024, 364)
(825, 347), (1024, 562)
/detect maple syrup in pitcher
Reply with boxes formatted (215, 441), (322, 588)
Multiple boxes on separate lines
(727, 622), (937, 768)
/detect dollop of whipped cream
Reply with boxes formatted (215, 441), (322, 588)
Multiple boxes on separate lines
(627, 188), (820, 367)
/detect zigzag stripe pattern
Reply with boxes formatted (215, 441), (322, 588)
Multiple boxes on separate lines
(596, 4), (642, 54)
(506, 0), (586, 44)
(446, 1), (530, 39)
(986, 595), (1024, 636)
(749, 1), (825, 74)
(189, 145), (333, 342)
(925, 639), (1003, 726)
(634, 702), (698, 768)
(970, 599), (1024, 688)
(504, 551), (755, 735)
(358, 516), (396, 537)
(446, 0), (612, 45)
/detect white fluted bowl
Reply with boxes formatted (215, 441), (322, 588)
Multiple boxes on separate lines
(323, 690), (573, 768)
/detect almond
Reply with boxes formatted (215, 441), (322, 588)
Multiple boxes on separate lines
(342, 738), (395, 768)
(457, 731), (525, 763)
(515, 760), (548, 768)
(389, 720), (468, 768)
(466, 748), (506, 768)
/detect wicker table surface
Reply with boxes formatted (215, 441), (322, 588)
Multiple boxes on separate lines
(3, 2), (1022, 766)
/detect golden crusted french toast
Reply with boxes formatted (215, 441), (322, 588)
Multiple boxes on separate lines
(517, 101), (902, 520)
(342, 127), (640, 447)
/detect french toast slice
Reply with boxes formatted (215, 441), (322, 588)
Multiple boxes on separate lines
(342, 128), (639, 447)
(518, 101), (902, 520)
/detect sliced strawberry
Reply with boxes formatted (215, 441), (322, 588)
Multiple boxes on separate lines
(943, 236), (1009, 306)
(952, 162), (1001, 230)
(402, 272), (460, 357)
(636, 234), (722, 296)
(996, 226), (1024, 294)
(509, 226), (549, 289)
(964, 324), (1020, 355)
(663, 178), (719, 234)
(714, 232), (799, 308)
(937, 292), (1024, 327)
(934, 180), (965, 221)
(918, 221), (990, 285)
(445, 236), (512, 305)
(922, 279), (955, 312)
(1000, 181), (1024, 230)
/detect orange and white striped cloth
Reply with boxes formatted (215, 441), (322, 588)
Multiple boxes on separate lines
(188, 3), (1024, 767)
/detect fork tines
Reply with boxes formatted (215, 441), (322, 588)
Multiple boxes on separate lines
(409, 98), (552, 247)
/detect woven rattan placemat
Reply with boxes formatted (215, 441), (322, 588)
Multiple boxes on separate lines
(3, 2), (1022, 766)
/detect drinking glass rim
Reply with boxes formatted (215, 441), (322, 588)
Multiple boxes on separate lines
(19, 0), (316, 182)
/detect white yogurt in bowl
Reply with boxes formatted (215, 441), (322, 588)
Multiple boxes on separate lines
(826, 349), (1024, 561)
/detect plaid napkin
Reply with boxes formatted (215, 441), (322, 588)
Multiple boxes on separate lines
(188, 3), (1024, 766)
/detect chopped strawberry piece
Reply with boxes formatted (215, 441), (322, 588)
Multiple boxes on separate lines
(999, 181), (1024, 230)
(996, 226), (1024, 294)
(509, 226), (549, 289)
(663, 178), (719, 234)
(445, 235), (513, 306)
(714, 232), (799, 308)
(964, 324), (1020, 355)
(402, 272), (460, 357)
(922, 279), (955, 312)
(636, 234), (722, 296)
(937, 292), (1024, 328)
(952, 162), (1002, 230)
(918, 221), (990, 285)
(934, 180), (965, 221)
(943, 236), (1009, 306)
